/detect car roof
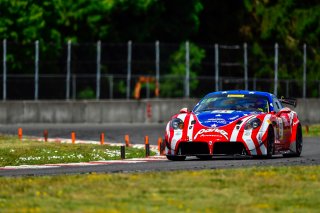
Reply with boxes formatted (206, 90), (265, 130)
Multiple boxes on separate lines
(205, 90), (274, 100)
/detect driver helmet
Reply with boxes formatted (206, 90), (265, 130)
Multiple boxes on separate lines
(255, 99), (267, 112)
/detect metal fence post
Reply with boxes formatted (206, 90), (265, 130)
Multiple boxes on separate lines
(155, 40), (160, 98)
(109, 75), (113, 99)
(3, 39), (6, 101)
(72, 74), (76, 100)
(66, 40), (71, 100)
(35, 40), (39, 100)
(319, 81), (320, 98)
(215, 44), (219, 91)
(303, 44), (307, 99)
(274, 43), (278, 96)
(126, 41), (132, 99)
(286, 80), (289, 97)
(96, 40), (101, 100)
(244, 43), (248, 90)
(185, 41), (190, 98)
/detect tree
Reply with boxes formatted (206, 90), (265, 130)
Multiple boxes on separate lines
(240, 0), (320, 96)
(161, 42), (205, 97)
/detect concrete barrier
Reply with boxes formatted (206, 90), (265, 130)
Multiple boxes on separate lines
(0, 99), (318, 124)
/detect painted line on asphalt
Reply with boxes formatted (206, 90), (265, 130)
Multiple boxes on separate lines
(0, 156), (168, 170)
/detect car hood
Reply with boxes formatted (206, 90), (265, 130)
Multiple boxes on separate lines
(194, 110), (261, 128)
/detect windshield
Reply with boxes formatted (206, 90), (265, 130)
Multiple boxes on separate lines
(193, 94), (269, 113)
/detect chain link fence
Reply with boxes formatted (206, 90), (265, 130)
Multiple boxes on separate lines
(1, 40), (319, 100)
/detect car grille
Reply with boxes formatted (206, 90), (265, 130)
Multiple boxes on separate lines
(213, 142), (246, 155)
(178, 142), (209, 155)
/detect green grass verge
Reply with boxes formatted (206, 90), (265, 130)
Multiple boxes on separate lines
(302, 124), (320, 137)
(0, 135), (155, 166)
(0, 166), (320, 212)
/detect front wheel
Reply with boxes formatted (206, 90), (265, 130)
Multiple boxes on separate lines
(166, 155), (186, 161)
(266, 126), (275, 158)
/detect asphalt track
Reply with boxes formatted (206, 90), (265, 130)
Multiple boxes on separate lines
(0, 124), (319, 177)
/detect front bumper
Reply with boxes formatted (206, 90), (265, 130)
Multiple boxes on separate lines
(167, 141), (248, 156)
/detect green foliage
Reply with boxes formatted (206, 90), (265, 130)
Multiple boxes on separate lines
(0, 0), (202, 43)
(0, 0), (319, 97)
(161, 42), (205, 97)
(241, 0), (320, 96)
(77, 87), (95, 99)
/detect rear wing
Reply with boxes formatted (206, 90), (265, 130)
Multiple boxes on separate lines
(279, 97), (297, 107)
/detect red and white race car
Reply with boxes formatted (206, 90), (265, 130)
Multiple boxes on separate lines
(164, 90), (303, 160)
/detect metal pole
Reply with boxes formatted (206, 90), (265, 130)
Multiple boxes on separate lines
(109, 75), (113, 99)
(155, 40), (160, 98)
(185, 41), (190, 98)
(274, 43), (278, 96)
(126, 41), (132, 99)
(3, 39), (7, 101)
(286, 80), (289, 97)
(146, 81), (150, 99)
(215, 44), (219, 91)
(244, 43), (248, 90)
(96, 40), (101, 100)
(319, 81), (320, 98)
(303, 44), (307, 98)
(66, 40), (71, 100)
(35, 40), (39, 100)
(72, 74), (76, 100)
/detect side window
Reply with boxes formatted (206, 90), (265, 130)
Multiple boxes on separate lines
(272, 97), (283, 112)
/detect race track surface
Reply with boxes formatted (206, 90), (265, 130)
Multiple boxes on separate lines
(0, 124), (319, 177)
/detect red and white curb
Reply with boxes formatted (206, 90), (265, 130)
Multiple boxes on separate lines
(0, 156), (167, 170)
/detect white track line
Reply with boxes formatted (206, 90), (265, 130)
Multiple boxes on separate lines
(0, 156), (167, 170)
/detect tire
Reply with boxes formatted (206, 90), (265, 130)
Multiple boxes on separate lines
(283, 124), (303, 157)
(196, 155), (212, 160)
(294, 124), (303, 157)
(266, 126), (275, 158)
(166, 155), (186, 161)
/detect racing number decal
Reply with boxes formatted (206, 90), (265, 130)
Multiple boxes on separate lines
(277, 117), (284, 140)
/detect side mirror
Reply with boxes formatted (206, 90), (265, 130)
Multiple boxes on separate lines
(179, 108), (188, 113)
(276, 108), (291, 116)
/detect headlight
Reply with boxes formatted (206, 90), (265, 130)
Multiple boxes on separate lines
(244, 118), (261, 130)
(171, 118), (184, 130)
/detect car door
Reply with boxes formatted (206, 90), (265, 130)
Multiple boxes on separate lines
(273, 97), (292, 149)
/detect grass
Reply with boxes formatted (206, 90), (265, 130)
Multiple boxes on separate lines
(0, 135), (155, 167)
(0, 166), (320, 212)
(302, 124), (320, 137)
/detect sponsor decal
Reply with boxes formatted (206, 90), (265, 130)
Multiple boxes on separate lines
(229, 115), (239, 120)
(227, 94), (244, 98)
(194, 128), (229, 140)
(211, 110), (234, 114)
(208, 118), (227, 124)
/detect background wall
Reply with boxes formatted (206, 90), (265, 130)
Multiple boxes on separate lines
(0, 99), (318, 124)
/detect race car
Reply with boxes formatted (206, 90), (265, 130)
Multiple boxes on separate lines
(164, 90), (302, 160)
